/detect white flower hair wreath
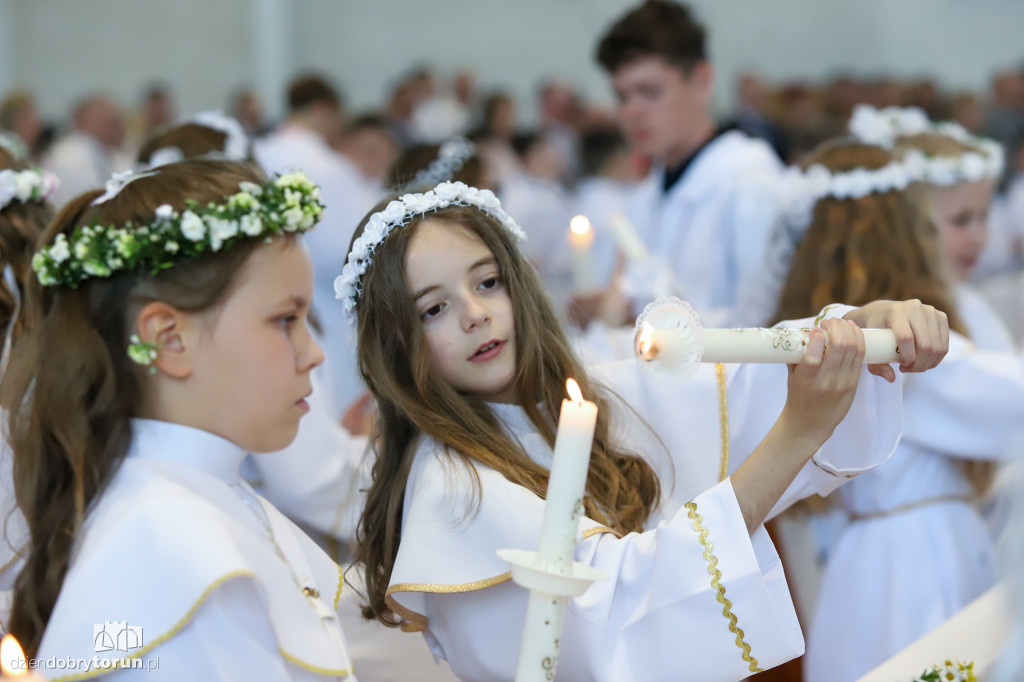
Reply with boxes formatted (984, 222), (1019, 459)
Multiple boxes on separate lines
(848, 104), (1004, 187)
(334, 180), (526, 320)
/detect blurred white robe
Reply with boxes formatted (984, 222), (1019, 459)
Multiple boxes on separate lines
(627, 131), (783, 327)
(804, 332), (1024, 682)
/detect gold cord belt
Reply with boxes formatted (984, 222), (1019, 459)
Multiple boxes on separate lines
(849, 494), (974, 523)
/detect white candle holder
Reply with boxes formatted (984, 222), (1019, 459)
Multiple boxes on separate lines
(635, 296), (900, 381)
(497, 548), (607, 682)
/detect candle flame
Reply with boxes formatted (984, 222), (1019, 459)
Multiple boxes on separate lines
(1, 634), (27, 677)
(569, 215), (591, 236)
(566, 378), (583, 402)
(638, 321), (654, 359)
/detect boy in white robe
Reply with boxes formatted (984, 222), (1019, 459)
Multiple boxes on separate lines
(594, 1), (783, 327)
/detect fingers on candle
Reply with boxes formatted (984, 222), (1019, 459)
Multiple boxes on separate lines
(803, 327), (826, 366)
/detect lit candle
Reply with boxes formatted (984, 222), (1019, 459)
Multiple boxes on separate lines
(608, 212), (648, 261)
(536, 378), (598, 571)
(512, 378), (599, 682)
(567, 215), (596, 292)
(1, 635), (27, 677)
(635, 297), (899, 373)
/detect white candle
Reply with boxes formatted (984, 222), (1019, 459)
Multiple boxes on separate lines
(638, 325), (899, 366)
(1, 635), (28, 677)
(536, 378), (598, 572)
(608, 212), (648, 261)
(567, 215), (596, 292)
(513, 378), (598, 682)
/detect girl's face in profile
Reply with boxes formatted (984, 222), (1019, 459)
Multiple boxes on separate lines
(929, 180), (993, 281)
(186, 237), (324, 452)
(404, 219), (518, 403)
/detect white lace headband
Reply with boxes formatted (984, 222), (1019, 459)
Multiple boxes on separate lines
(146, 111), (251, 168)
(334, 180), (527, 320)
(848, 104), (1004, 186)
(411, 136), (476, 187)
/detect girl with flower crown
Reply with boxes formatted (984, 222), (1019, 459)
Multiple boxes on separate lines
(5, 159), (355, 679)
(0, 137), (58, 632)
(765, 138), (1024, 682)
(340, 180), (949, 681)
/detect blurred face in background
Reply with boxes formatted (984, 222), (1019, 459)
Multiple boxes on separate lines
(77, 97), (125, 149)
(929, 180), (994, 281)
(611, 56), (713, 165)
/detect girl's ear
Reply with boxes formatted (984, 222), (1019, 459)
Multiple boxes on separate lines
(134, 301), (194, 379)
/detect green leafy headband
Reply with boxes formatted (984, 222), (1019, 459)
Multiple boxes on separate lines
(32, 172), (323, 288)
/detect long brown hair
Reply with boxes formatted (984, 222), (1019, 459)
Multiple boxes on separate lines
(3, 159), (269, 656)
(774, 140), (967, 335)
(0, 147), (53, 350)
(352, 200), (660, 626)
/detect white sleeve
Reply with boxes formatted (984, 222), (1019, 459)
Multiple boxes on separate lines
(422, 480), (803, 682)
(94, 579), (318, 682)
(727, 306), (904, 518)
(901, 333), (1024, 460)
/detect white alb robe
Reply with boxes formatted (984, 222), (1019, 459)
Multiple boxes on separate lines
(804, 332), (1024, 682)
(626, 130), (783, 327)
(36, 419), (355, 681)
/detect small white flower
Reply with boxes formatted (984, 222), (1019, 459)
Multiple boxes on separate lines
(154, 204), (175, 221)
(959, 153), (987, 182)
(434, 182), (461, 202)
(49, 234), (71, 263)
(208, 218), (239, 251)
(403, 193), (435, 214)
(350, 238), (371, 262)
(74, 241), (89, 259)
(381, 200), (407, 224)
(283, 207), (304, 231)
(239, 181), (263, 197)
(240, 213), (263, 236)
(180, 210), (206, 241)
(14, 171), (37, 201)
(165, 240), (179, 253)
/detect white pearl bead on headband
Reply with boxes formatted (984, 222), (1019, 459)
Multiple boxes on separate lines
(334, 180), (527, 320)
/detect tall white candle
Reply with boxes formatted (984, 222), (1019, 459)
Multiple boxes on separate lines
(567, 215), (596, 292)
(514, 379), (598, 682)
(608, 211), (648, 261)
(535, 378), (598, 571)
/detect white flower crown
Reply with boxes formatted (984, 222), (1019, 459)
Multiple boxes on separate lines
(0, 167), (59, 211)
(334, 180), (526, 319)
(146, 111), (251, 168)
(411, 136), (476, 187)
(849, 104), (1004, 186)
(33, 171), (322, 288)
(777, 156), (919, 231)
